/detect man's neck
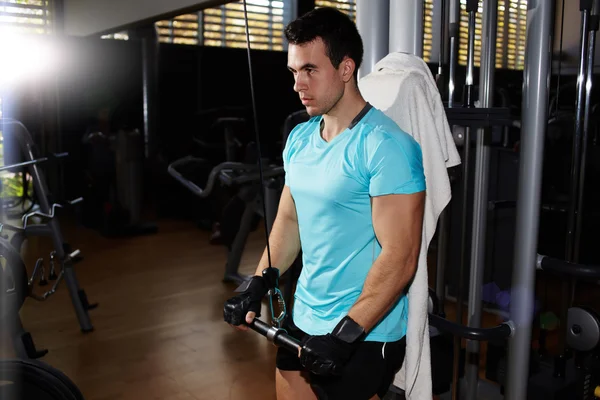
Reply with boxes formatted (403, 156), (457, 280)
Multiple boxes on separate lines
(321, 87), (367, 142)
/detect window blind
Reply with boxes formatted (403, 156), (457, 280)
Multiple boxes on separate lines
(0, 0), (53, 169)
(154, 0), (289, 51)
(458, 0), (483, 67)
(422, 0), (525, 70)
(496, 1), (505, 68)
(314, 0), (356, 21)
(423, 0), (435, 62)
(506, 0), (527, 69)
(0, 0), (52, 35)
(156, 13), (201, 45)
(455, 0), (527, 70)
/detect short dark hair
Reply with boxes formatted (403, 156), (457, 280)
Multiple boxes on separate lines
(284, 7), (363, 80)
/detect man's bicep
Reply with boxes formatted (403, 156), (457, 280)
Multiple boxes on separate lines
(277, 185), (298, 223)
(371, 192), (425, 256)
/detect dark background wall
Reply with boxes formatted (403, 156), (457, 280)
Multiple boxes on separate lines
(3, 33), (590, 214)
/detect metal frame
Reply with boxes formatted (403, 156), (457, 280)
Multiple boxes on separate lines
(388, 0), (424, 57)
(356, 0), (390, 78)
(361, 0), (556, 398)
(218, 1), (600, 399)
(227, 1), (600, 399)
(464, 0), (497, 397)
(504, 1), (555, 398)
(0, 119), (95, 333)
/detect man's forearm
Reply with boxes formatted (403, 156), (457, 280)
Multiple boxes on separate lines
(347, 249), (417, 333)
(254, 214), (301, 277)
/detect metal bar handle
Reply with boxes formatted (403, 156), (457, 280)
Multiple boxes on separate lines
(167, 156), (208, 197)
(248, 318), (301, 353)
(167, 156), (264, 198)
(429, 313), (514, 341)
(537, 254), (600, 279)
(21, 197), (83, 228)
(0, 152), (69, 173)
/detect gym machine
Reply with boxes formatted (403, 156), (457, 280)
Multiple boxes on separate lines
(0, 119), (97, 333)
(523, 1), (600, 399)
(221, 0), (600, 399)
(431, 0), (600, 399)
(0, 122), (88, 399)
(0, 119), (96, 359)
(167, 155), (284, 285)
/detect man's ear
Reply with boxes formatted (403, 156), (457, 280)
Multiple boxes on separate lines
(340, 57), (356, 83)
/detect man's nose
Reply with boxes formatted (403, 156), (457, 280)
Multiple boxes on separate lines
(294, 75), (307, 93)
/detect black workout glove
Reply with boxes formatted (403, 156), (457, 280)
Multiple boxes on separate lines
(300, 316), (366, 376)
(223, 276), (268, 326)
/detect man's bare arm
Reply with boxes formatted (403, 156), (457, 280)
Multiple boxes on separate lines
(254, 185), (301, 277)
(347, 191), (425, 333)
(234, 185), (301, 330)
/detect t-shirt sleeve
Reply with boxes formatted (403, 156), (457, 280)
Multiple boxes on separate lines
(282, 124), (300, 186)
(367, 132), (426, 196)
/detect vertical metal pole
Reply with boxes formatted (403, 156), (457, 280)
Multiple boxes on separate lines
(465, 1), (497, 398)
(198, 11), (204, 46)
(575, 13), (598, 262)
(356, 0), (390, 79)
(505, 1), (554, 398)
(464, 0), (477, 103)
(436, 0), (447, 88)
(451, 3), (478, 399)
(52, 0), (65, 198)
(431, 0), (447, 66)
(566, 0), (591, 264)
(388, 0), (424, 57)
(452, 128), (470, 400)
(52, 0), (65, 34)
(141, 25), (160, 160)
(448, 0), (460, 106)
(558, 0), (593, 374)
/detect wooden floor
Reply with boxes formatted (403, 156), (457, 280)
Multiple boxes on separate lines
(2, 216), (280, 400)
(1, 210), (572, 399)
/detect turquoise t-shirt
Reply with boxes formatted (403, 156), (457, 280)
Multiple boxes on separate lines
(282, 103), (426, 342)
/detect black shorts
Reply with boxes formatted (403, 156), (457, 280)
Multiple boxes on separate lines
(275, 319), (406, 400)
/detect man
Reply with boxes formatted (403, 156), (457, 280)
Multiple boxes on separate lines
(224, 7), (426, 400)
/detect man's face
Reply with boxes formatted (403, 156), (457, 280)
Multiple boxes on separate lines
(287, 37), (346, 116)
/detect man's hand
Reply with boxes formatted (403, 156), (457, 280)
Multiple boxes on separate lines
(223, 276), (268, 331)
(300, 333), (357, 376)
(299, 316), (366, 376)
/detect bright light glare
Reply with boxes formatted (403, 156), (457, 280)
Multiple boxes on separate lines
(0, 33), (58, 89)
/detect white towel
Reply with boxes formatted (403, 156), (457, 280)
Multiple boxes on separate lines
(358, 52), (461, 400)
